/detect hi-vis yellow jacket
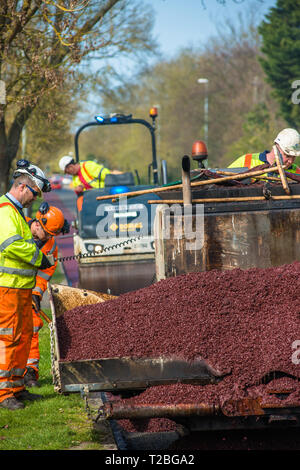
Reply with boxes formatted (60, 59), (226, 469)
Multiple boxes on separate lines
(0, 195), (43, 289)
(228, 152), (300, 174)
(72, 161), (111, 190)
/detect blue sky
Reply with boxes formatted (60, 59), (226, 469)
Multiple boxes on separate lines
(150, 0), (277, 58)
(82, 0), (277, 122)
(101, 0), (277, 78)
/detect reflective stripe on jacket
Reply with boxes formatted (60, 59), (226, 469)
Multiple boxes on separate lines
(228, 152), (266, 169)
(72, 161), (111, 190)
(0, 195), (43, 289)
(228, 152), (300, 174)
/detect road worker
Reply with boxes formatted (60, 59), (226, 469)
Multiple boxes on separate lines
(228, 128), (300, 174)
(24, 202), (70, 388)
(58, 156), (112, 196)
(0, 159), (54, 410)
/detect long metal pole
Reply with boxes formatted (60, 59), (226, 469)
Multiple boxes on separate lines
(96, 164), (286, 201)
(197, 78), (209, 144)
(204, 83), (208, 144)
(181, 155), (192, 205)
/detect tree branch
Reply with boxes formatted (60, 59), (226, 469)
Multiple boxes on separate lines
(4, 0), (42, 46)
(50, 0), (121, 65)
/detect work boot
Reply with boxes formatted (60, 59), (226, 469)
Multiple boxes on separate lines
(0, 397), (25, 410)
(24, 367), (40, 388)
(14, 389), (42, 402)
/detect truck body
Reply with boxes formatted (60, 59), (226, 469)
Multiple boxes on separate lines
(72, 111), (165, 295)
(74, 188), (161, 294)
(154, 181), (300, 279)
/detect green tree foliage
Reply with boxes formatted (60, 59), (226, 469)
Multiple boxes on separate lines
(223, 102), (286, 162)
(23, 77), (85, 172)
(77, 10), (285, 181)
(258, 0), (300, 128)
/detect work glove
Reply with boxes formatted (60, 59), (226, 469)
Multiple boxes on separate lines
(74, 185), (84, 196)
(61, 219), (70, 235)
(32, 294), (41, 313)
(40, 253), (55, 269)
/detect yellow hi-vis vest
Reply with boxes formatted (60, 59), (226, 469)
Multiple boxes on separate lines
(0, 195), (43, 289)
(72, 161), (111, 190)
(228, 153), (300, 174)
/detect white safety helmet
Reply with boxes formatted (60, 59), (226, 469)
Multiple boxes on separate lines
(59, 155), (74, 173)
(13, 160), (51, 195)
(274, 128), (300, 157)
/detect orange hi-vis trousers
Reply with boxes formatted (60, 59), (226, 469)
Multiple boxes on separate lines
(26, 308), (43, 379)
(0, 287), (33, 402)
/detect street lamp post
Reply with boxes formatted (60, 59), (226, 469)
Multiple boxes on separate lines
(197, 78), (209, 145)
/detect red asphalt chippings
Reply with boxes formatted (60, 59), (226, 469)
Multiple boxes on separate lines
(57, 261), (300, 421)
(48, 195), (300, 442)
(44, 191), (79, 286)
(57, 262), (300, 366)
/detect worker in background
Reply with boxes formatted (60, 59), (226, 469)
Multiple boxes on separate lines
(0, 159), (54, 410)
(228, 128), (300, 174)
(25, 202), (70, 388)
(58, 156), (112, 196)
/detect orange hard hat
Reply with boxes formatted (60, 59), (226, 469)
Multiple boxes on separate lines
(35, 202), (65, 236)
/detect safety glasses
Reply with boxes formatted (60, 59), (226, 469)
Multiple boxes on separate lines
(25, 184), (39, 197)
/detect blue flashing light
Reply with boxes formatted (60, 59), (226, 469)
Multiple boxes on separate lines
(95, 115), (105, 123)
(110, 116), (118, 123)
(109, 185), (130, 195)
